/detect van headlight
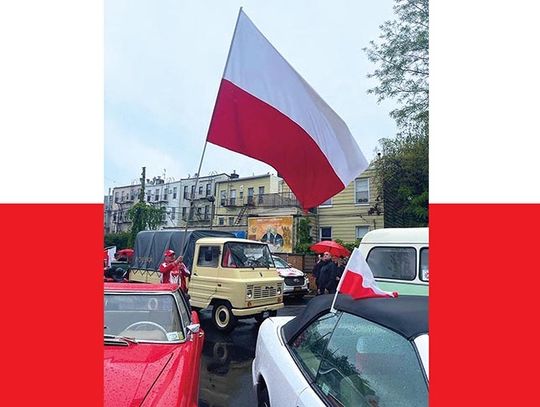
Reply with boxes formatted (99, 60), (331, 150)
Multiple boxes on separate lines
(246, 286), (253, 299)
(277, 287), (282, 295)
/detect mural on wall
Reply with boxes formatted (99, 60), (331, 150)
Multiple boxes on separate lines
(248, 216), (293, 253)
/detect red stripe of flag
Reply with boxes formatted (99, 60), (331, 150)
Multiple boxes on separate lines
(208, 79), (345, 209)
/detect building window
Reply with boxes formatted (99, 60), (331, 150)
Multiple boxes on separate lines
(220, 191), (226, 206)
(206, 183), (211, 196)
(154, 192), (159, 201)
(204, 205), (210, 220)
(239, 191), (244, 200)
(319, 197), (332, 207)
(183, 186), (189, 199)
(199, 185), (203, 195)
(146, 195), (151, 202)
(355, 178), (370, 204)
(228, 217), (234, 226)
(230, 189), (236, 206)
(320, 227), (332, 241)
(258, 186), (265, 203)
(171, 207), (176, 220)
(182, 207), (187, 220)
(114, 193), (119, 203)
(197, 207), (202, 217)
(219, 217), (224, 225)
(163, 190), (168, 200)
(173, 187), (177, 199)
(247, 187), (254, 205)
(191, 185), (195, 199)
(355, 226), (369, 240)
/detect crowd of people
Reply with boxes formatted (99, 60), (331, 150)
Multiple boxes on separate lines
(312, 252), (347, 295)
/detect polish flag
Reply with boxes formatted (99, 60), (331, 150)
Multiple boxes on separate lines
(207, 9), (368, 210)
(332, 248), (397, 308)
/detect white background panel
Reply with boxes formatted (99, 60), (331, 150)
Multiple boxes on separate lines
(430, 0), (540, 203)
(0, 1), (103, 203)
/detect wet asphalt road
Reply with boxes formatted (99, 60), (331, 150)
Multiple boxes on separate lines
(197, 295), (312, 407)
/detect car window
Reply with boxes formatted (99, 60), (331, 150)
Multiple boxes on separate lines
(366, 247), (416, 280)
(315, 312), (428, 407)
(289, 312), (340, 379)
(104, 293), (185, 342)
(419, 247), (429, 281)
(197, 246), (220, 268)
(174, 290), (191, 328)
(273, 256), (288, 268)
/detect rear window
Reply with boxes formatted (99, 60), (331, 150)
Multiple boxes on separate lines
(366, 247), (416, 281)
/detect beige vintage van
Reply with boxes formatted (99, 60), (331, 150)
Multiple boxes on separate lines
(189, 237), (284, 332)
(130, 230), (284, 332)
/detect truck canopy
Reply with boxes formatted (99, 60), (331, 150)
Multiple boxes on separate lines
(133, 229), (236, 271)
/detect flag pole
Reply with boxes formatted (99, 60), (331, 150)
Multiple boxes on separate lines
(180, 7), (244, 255)
(330, 248), (355, 313)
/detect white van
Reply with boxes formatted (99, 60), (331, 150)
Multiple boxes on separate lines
(358, 227), (428, 295)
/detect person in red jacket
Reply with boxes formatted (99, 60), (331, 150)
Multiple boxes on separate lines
(159, 249), (190, 292)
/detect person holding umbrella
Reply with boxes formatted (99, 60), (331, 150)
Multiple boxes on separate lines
(317, 252), (338, 295)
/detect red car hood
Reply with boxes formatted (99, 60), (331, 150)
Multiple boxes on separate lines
(104, 342), (192, 407)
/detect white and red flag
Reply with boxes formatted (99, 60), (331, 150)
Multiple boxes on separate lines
(331, 248), (397, 311)
(207, 9), (368, 210)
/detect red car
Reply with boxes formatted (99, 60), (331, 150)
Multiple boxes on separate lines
(104, 283), (204, 406)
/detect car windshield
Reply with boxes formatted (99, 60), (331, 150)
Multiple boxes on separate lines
(104, 293), (184, 343)
(272, 256), (289, 269)
(290, 311), (428, 406)
(222, 242), (274, 269)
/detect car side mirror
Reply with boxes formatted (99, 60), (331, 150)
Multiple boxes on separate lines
(187, 323), (200, 334)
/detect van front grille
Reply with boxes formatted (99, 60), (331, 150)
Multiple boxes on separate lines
(253, 284), (280, 299)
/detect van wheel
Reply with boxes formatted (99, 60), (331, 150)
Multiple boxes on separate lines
(212, 301), (237, 332)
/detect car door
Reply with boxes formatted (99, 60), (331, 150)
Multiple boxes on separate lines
(190, 245), (220, 307)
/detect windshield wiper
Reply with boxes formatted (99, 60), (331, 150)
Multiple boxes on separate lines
(104, 334), (139, 345)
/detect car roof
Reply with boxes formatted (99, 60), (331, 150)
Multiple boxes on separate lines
(360, 227), (428, 245)
(283, 294), (428, 343)
(104, 283), (179, 293)
(198, 237), (267, 245)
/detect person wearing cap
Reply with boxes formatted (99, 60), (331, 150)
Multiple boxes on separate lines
(159, 249), (190, 291)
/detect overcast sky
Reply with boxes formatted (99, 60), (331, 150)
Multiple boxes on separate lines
(104, 0), (398, 194)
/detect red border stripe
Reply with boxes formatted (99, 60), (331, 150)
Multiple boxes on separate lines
(1, 204), (103, 406)
(431, 203), (540, 405)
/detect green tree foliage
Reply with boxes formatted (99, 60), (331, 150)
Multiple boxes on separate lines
(127, 202), (165, 247)
(104, 231), (130, 249)
(294, 217), (314, 254)
(376, 133), (428, 226)
(334, 239), (361, 254)
(365, 0), (429, 226)
(364, 0), (429, 135)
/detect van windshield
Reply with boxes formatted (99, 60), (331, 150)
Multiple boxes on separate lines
(222, 242), (274, 269)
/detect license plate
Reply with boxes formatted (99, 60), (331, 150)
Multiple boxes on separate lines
(294, 286), (302, 291)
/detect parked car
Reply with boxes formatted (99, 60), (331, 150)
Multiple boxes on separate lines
(272, 255), (309, 298)
(252, 294), (428, 407)
(104, 283), (204, 407)
(358, 227), (429, 295)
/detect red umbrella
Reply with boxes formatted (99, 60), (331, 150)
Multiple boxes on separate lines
(309, 241), (351, 257)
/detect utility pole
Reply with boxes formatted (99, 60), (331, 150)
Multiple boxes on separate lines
(139, 167), (146, 202)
